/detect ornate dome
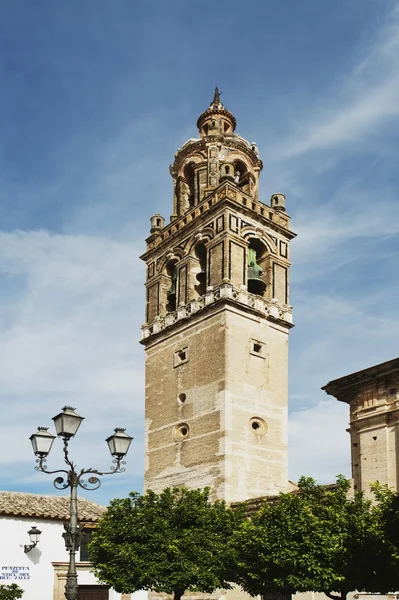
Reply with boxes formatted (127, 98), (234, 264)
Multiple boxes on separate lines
(196, 87), (237, 137)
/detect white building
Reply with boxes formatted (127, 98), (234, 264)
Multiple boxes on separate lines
(0, 490), (146, 600)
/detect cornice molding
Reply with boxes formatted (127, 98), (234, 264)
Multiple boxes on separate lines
(141, 182), (295, 261)
(322, 358), (399, 403)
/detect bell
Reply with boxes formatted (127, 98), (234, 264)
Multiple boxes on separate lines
(247, 248), (266, 295)
(167, 267), (177, 300)
(248, 265), (266, 295)
(196, 270), (206, 283)
(167, 278), (177, 300)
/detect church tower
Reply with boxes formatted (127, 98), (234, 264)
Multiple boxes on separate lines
(140, 90), (295, 503)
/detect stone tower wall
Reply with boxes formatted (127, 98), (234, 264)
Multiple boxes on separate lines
(143, 301), (289, 503)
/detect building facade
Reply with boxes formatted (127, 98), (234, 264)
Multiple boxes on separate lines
(323, 357), (399, 497)
(0, 490), (141, 600)
(141, 90), (295, 503)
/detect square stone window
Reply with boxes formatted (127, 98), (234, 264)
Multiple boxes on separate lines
(174, 347), (189, 367)
(250, 339), (265, 358)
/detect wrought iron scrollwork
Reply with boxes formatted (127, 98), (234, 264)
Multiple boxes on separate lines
(54, 476), (70, 490)
(34, 456), (48, 471)
(78, 475), (101, 490)
(34, 447), (128, 492)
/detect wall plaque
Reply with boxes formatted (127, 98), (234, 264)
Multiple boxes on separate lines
(0, 566), (30, 580)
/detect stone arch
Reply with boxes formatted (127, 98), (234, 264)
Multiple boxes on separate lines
(222, 151), (251, 172)
(180, 153), (206, 168)
(176, 155), (206, 213)
(247, 237), (268, 296)
(158, 248), (185, 274)
(186, 228), (215, 255)
(221, 151), (257, 196)
(186, 230), (214, 299)
(242, 231), (276, 299)
(241, 227), (278, 255)
(176, 175), (192, 214)
(193, 240), (207, 296)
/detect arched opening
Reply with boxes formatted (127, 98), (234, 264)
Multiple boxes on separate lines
(232, 159), (247, 182)
(194, 242), (207, 296)
(232, 159), (252, 194)
(247, 238), (267, 296)
(183, 163), (195, 209)
(166, 260), (178, 312)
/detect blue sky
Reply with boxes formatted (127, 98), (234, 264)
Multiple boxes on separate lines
(0, 0), (398, 505)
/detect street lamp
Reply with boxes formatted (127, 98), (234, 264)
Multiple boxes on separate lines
(29, 406), (133, 600)
(24, 526), (42, 553)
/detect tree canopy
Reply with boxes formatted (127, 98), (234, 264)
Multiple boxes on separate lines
(89, 479), (399, 600)
(0, 584), (24, 600)
(233, 475), (399, 600)
(90, 486), (242, 600)
(372, 482), (399, 565)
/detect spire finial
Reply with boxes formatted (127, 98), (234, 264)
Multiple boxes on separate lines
(212, 86), (223, 106)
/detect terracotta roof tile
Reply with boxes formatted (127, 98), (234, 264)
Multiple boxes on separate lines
(0, 491), (105, 522)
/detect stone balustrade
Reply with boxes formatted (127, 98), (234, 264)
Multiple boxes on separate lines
(141, 282), (293, 340)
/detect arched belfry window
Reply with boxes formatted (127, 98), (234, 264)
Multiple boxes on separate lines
(183, 163), (195, 209)
(247, 239), (266, 296)
(166, 261), (178, 312)
(232, 160), (247, 182)
(194, 242), (207, 296)
(233, 160), (252, 195)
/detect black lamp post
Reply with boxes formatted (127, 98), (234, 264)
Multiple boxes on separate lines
(29, 406), (132, 600)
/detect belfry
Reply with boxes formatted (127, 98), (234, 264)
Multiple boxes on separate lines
(140, 90), (296, 503)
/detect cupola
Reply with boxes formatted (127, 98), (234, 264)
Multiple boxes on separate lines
(197, 87), (237, 138)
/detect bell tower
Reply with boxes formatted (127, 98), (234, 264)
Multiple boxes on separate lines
(140, 90), (296, 503)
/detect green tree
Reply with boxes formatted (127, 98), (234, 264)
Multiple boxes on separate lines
(372, 483), (399, 565)
(233, 476), (399, 600)
(0, 584), (24, 600)
(90, 487), (242, 600)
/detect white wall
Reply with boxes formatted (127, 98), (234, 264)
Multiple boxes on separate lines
(0, 515), (135, 600)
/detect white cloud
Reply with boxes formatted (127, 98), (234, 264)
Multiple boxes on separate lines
(277, 6), (399, 157)
(0, 230), (143, 396)
(289, 400), (350, 484)
(289, 293), (399, 409)
(0, 229), (145, 502)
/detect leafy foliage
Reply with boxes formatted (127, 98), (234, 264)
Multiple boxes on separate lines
(233, 476), (399, 600)
(90, 487), (242, 600)
(0, 584), (24, 600)
(372, 483), (399, 563)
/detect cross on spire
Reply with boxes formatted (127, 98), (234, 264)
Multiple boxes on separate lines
(212, 86), (223, 106)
